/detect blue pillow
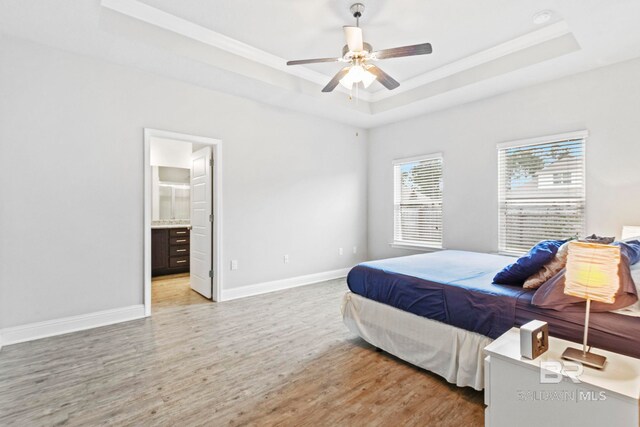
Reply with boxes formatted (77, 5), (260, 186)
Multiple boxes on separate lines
(614, 240), (640, 265)
(494, 240), (566, 286)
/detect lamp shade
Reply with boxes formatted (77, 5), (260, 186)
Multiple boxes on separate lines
(564, 241), (621, 304)
(339, 66), (377, 89)
(361, 70), (376, 88)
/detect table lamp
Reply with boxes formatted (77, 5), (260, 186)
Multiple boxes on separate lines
(562, 241), (621, 369)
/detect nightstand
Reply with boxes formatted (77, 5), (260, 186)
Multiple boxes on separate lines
(484, 328), (640, 427)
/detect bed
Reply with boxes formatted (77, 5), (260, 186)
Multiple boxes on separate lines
(342, 250), (640, 390)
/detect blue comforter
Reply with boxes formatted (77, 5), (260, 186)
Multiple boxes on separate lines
(347, 250), (529, 339)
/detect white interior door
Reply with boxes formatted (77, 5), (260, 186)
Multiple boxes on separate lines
(190, 146), (213, 298)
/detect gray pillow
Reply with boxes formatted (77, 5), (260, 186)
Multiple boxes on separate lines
(531, 250), (638, 312)
(524, 242), (570, 289)
(581, 234), (615, 244)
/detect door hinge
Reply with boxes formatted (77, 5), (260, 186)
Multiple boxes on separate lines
(209, 270), (214, 278)
(209, 214), (213, 222)
(209, 158), (213, 167)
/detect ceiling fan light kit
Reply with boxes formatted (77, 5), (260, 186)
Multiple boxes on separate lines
(339, 62), (376, 90)
(286, 3), (433, 94)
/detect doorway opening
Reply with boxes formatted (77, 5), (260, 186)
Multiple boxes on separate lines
(143, 129), (222, 316)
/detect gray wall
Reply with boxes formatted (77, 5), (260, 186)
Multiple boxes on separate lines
(368, 57), (640, 260)
(0, 36), (368, 328)
(4, 32), (640, 331)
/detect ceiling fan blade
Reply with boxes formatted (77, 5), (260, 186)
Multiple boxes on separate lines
(343, 26), (364, 52)
(366, 65), (400, 90)
(373, 43), (433, 60)
(286, 57), (340, 66)
(322, 67), (351, 92)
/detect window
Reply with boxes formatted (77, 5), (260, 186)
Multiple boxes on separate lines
(393, 153), (443, 248)
(498, 131), (586, 255)
(553, 172), (572, 185)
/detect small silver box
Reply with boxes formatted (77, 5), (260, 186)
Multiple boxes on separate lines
(520, 320), (549, 359)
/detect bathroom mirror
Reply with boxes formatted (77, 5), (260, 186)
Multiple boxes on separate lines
(153, 166), (191, 221)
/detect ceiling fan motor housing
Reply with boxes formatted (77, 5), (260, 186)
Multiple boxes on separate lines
(342, 42), (372, 57)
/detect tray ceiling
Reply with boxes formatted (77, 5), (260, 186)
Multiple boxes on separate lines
(1, 0), (640, 128)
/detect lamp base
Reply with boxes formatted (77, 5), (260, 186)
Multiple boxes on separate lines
(561, 347), (607, 369)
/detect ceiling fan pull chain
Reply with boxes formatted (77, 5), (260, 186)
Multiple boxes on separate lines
(355, 80), (359, 104)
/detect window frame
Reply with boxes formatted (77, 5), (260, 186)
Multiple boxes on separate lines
(497, 130), (588, 256)
(391, 152), (444, 250)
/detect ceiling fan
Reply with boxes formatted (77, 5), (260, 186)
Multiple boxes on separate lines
(286, 3), (433, 93)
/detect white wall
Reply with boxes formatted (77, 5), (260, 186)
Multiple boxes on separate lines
(368, 57), (640, 260)
(0, 35), (368, 329)
(150, 137), (192, 169)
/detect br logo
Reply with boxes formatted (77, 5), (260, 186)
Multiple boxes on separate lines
(539, 360), (583, 384)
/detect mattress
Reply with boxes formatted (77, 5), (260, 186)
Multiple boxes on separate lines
(347, 250), (526, 339)
(515, 292), (640, 359)
(347, 250), (640, 358)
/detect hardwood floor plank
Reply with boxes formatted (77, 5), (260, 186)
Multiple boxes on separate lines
(0, 277), (484, 426)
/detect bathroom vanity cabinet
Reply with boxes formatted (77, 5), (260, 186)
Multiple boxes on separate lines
(151, 227), (190, 276)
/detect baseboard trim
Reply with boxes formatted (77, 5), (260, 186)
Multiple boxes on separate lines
(0, 304), (145, 348)
(222, 267), (351, 301)
(0, 268), (350, 348)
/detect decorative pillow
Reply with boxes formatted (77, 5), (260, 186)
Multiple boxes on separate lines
(612, 263), (640, 316)
(614, 239), (640, 265)
(523, 242), (570, 289)
(493, 240), (566, 286)
(531, 243), (639, 312)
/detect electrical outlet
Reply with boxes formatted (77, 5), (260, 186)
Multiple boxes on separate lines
(339, 247), (344, 256)
(230, 260), (238, 270)
(284, 254), (289, 264)
(353, 246), (357, 254)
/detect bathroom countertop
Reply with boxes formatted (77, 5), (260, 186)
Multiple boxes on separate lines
(151, 224), (191, 229)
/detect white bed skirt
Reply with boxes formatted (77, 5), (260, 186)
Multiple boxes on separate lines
(342, 292), (492, 391)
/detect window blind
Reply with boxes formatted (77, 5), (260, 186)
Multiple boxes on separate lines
(393, 154), (443, 248)
(498, 135), (586, 255)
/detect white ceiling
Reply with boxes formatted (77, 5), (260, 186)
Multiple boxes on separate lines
(136, 0), (569, 86)
(1, 0), (640, 128)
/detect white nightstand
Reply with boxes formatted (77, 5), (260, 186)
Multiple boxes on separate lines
(484, 328), (640, 427)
